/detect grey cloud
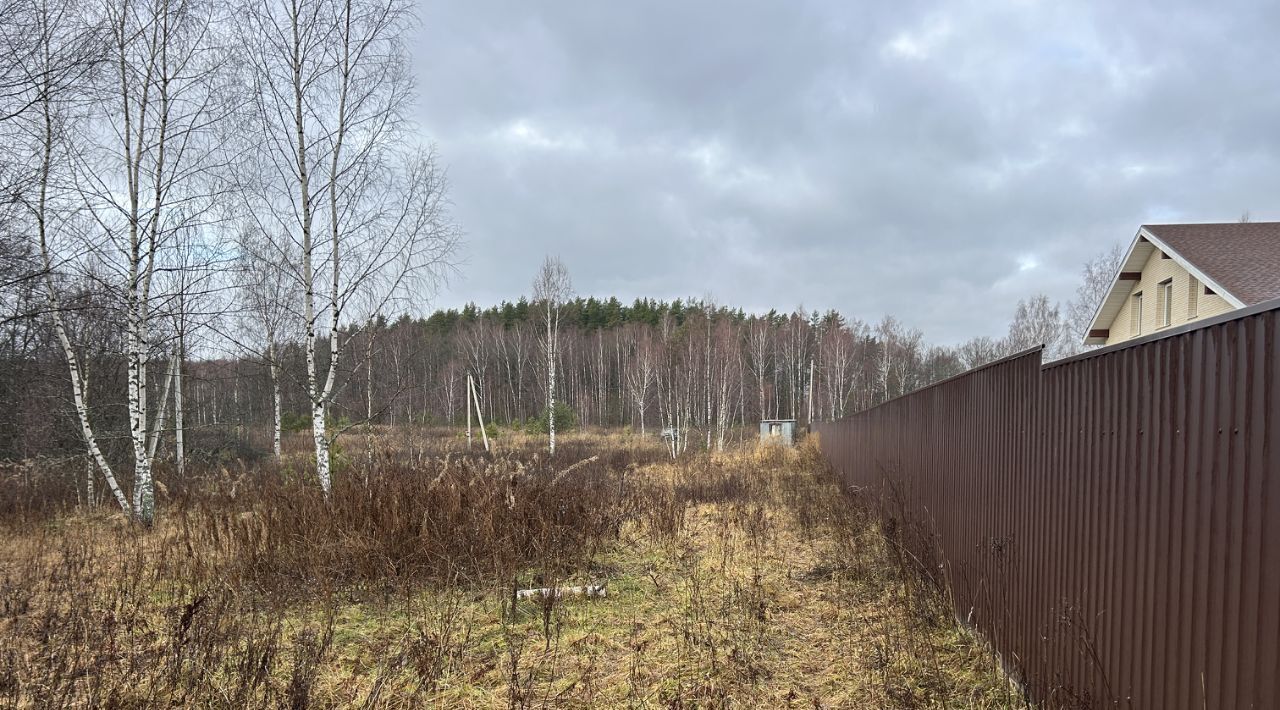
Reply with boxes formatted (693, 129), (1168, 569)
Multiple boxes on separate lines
(412, 0), (1280, 343)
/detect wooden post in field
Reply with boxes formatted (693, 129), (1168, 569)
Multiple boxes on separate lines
(470, 374), (491, 452)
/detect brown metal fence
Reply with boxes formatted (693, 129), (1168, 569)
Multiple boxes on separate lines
(813, 299), (1280, 709)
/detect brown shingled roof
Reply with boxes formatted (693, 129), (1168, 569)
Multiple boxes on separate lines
(1143, 222), (1280, 305)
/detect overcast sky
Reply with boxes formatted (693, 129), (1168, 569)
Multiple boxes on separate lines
(412, 0), (1280, 344)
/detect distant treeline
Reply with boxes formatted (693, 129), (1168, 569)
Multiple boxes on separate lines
(420, 297), (756, 332)
(1, 293), (1061, 462)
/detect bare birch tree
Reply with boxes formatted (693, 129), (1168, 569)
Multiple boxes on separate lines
(163, 239), (207, 474)
(68, 0), (235, 523)
(237, 0), (459, 492)
(1006, 294), (1068, 359)
(818, 312), (854, 420)
(743, 317), (772, 422)
(532, 255), (572, 456)
(236, 226), (298, 458)
(9, 0), (125, 512)
(1064, 243), (1124, 352)
(623, 324), (655, 436)
(874, 316), (924, 402)
(710, 316), (741, 451)
(957, 335), (1006, 370)
(9, 0), (233, 524)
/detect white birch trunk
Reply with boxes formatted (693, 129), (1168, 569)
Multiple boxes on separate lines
(706, 338), (713, 450)
(173, 340), (185, 475)
(146, 355), (177, 463)
(312, 393), (330, 490)
(128, 336), (151, 520)
(33, 70), (133, 515)
(57, 321), (128, 512)
(271, 343), (282, 459)
(548, 312), (557, 457)
(288, 0), (330, 493)
(61, 324), (129, 512)
(365, 323), (375, 469)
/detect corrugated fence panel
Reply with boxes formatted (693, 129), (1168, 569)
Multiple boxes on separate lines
(814, 301), (1280, 709)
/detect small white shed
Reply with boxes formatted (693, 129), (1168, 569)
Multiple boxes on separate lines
(759, 419), (796, 446)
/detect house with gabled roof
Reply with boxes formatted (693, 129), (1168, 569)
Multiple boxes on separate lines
(1084, 222), (1280, 346)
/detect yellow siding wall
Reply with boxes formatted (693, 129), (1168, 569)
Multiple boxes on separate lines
(1104, 249), (1236, 346)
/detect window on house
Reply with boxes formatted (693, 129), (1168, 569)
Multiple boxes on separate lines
(1131, 291), (1143, 336)
(1159, 279), (1173, 327)
(1188, 275), (1199, 318)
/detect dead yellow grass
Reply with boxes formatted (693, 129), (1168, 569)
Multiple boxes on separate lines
(0, 435), (1022, 708)
(272, 444), (1022, 708)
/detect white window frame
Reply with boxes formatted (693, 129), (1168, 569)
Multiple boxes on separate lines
(1159, 279), (1173, 328)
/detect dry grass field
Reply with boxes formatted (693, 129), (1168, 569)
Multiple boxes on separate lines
(0, 430), (1022, 708)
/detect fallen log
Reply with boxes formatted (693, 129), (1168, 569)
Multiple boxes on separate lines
(515, 583), (607, 601)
